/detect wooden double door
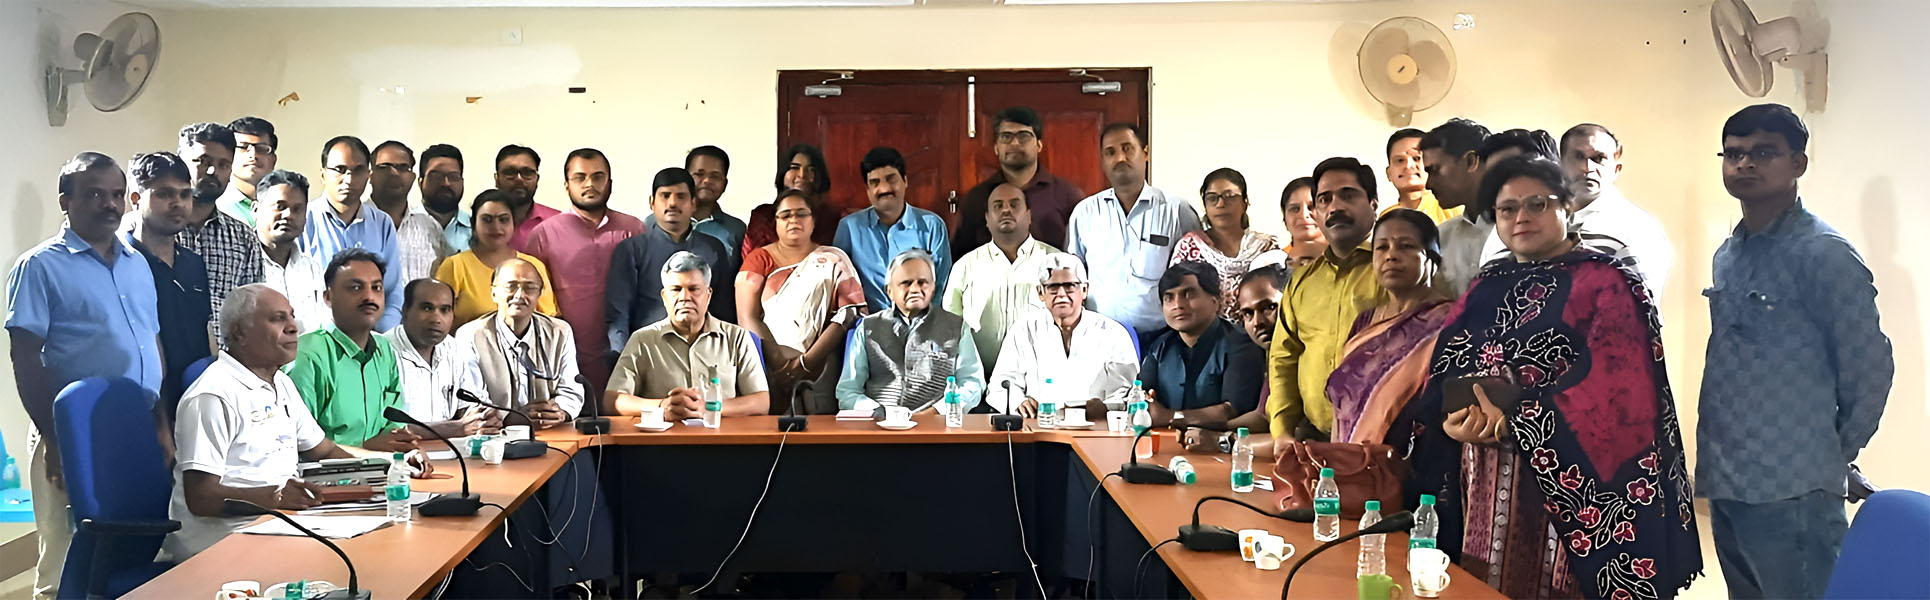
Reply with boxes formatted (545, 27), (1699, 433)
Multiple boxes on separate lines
(778, 68), (1150, 234)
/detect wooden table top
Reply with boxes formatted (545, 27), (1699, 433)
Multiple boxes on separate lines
(559, 413), (1142, 446)
(124, 440), (579, 600)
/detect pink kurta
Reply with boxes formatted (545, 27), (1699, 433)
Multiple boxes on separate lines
(523, 208), (646, 396)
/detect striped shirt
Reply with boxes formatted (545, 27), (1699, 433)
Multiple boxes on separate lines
(394, 208), (451, 286)
(1064, 185), (1202, 333)
(941, 236), (1058, 369)
(300, 199), (404, 331)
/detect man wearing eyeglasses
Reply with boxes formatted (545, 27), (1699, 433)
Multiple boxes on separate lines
(455, 258), (584, 428)
(983, 252), (1137, 417)
(218, 116), (278, 228)
(174, 122), (264, 341)
(1266, 157), (1383, 442)
(302, 136), (405, 331)
(418, 144), (472, 252)
(494, 144), (560, 252)
(942, 183), (1057, 369)
(953, 106), (1085, 258)
(367, 141), (450, 285)
(1699, 104), (1893, 599)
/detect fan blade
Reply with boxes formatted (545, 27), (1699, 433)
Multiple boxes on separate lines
(1409, 40), (1455, 107)
(1359, 26), (1414, 103)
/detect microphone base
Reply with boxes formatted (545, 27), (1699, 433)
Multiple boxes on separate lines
(418, 492), (482, 517)
(573, 417), (611, 434)
(990, 414), (1024, 431)
(503, 440), (549, 460)
(1177, 523), (1241, 552)
(1118, 463), (1177, 485)
(320, 588), (372, 600)
(778, 415), (808, 432)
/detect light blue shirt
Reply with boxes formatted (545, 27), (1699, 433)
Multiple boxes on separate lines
(6, 227), (164, 398)
(1064, 185), (1202, 333)
(442, 209), (473, 253)
(834, 205), (953, 311)
(300, 200), (404, 331)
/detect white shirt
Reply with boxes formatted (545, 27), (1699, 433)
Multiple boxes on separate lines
(164, 352), (325, 560)
(262, 244), (328, 333)
(454, 316), (585, 419)
(394, 207), (451, 286)
(1438, 213), (1496, 296)
(942, 236), (1058, 369)
(1477, 187), (1674, 301)
(383, 326), (479, 422)
(986, 309), (1141, 413)
(1064, 185), (1202, 333)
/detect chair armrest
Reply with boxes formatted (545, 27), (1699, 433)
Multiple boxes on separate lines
(78, 518), (182, 536)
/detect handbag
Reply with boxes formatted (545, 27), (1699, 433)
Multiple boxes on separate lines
(1272, 440), (1409, 521)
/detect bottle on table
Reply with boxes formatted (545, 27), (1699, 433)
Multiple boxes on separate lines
(385, 452), (411, 523)
(1038, 378), (1059, 429)
(943, 376), (963, 428)
(1313, 467), (1340, 541)
(1357, 500), (1385, 577)
(1230, 427), (1255, 492)
(1167, 456), (1196, 484)
(1410, 494), (1438, 550)
(702, 374), (723, 429)
(1130, 400), (1154, 460)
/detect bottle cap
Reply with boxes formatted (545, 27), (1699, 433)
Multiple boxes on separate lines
(711, 377), (720, 384)
(392, 452), (405, 461)
(1044, 378), (1054, 384)
(1365, 500), (1381, 511)
(1420, 494), (1436, 506)
(1236, 427), (1249, 438)
(1132, 379), (1142, 386)
(1320, 467), (1335, 478)
(947, 375), (957, 382)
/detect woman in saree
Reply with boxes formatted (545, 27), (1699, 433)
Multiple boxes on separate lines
(1170, 168), (1281, 320)
(736, 189), (868, 415)
(1325, 208), (1454, 446)
(1415, 156), (1700, 599)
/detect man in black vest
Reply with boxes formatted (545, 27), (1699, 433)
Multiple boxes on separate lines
(834, 249), (985, 413)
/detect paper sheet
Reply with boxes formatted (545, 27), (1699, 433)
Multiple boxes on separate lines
(239, 515), (392, 539)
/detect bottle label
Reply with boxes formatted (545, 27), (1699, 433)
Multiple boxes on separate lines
(1231, 470), (1254, 487)
(1314, 497), (1340, 515)
(1409, 538), (1436, 550)
(386, 483), (410, 502)
(705, 400), (722, 411)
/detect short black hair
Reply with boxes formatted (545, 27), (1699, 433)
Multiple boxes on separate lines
(1478, 129), (1557, 162)
(1159, 260), (1221, 298)
(1279, 176), (1316, 212)
(179, 122), (236, 153)
(859, 146), (906, 180)
(323, 247), (386, 288)
(1198, 167), (1247, 197)
(1238, 264), (1287, 293)
(128, 151), (190, 190)
(685, 145), (729, 173)
(227, 116), (277, 147)
(58, 152), (119, 196)
(1560, 123), (1621, 156)
(371, 140), (414, 164)
(419, 144), (463, 176)
(495, 144), (540, 170)
(1476, 155), (1574, 222)
(993, 106), (1044, 139)
(1722, 103), (1809, 153)
(565, 148), (609, 171)
(1418, 117), (1490, 157)
(775, 143), (831, 194)
(1099, 122), (1146, 147)
(651, 167), (696, 196)
(1385, 128), (1427, 159)
(402, 278), (452, 308)
(320, 135), (371, 166)
(1311, 157), (1378, 204)
(470, 188), (513, 218)
(259, 169), (310, 198)
(1374, 208), (1443, 265)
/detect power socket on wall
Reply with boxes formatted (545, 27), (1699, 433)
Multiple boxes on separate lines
(501, 27), (522, 46)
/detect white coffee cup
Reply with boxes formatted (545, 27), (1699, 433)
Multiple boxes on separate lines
(1107, 411), (1128, 432)
(503, 425), (532, 441)
(481, 439), (506, 465)
(1409, 547), (1453, 597)
(218, 581), (260, 600)
(1238, 528), (1268, 561)
(638, 405), (665, 426)
(1063, 407), (1088, 425)
(884, 405), (912, 424)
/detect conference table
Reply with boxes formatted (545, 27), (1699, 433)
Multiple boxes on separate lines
(127, 415), (1502, 599)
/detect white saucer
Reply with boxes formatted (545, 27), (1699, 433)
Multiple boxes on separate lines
(1057, 420), (1096, 428)
(877, 420), (917, 430)
(635, 420), (674, 432)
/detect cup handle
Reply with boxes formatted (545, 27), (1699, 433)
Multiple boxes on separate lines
(1393, 583), (1405, 599)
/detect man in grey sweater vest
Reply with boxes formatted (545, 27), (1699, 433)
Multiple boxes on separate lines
(836, 249), (985, 413)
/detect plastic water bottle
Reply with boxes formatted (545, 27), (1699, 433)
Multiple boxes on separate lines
(1, 457), (19, 490)
(1038, 378), (1060, 429)
(702, 376), (723, 429)
(943, 376), (963, 428)
(1167, 456), (1196, 484)
(1130, 401), (1154, 460)
(1230, 427), (1255, 492)
(385, 452), (411, 523)
(1410, 494), (1439, 550)
(1313, 467), (1340, 541)
(1358, 500), (1385, 577)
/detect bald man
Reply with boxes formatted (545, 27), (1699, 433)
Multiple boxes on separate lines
(454, 258), (584, 428)
(944, 183), (1060, 367)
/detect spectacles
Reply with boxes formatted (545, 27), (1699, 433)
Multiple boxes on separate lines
(1201, 192), (1245, 206)
(1041, 281), (1083, 294)
(425, 172), (463, 184)
(323, 164), (369, 177)
(496, 282), (542, 295)
(236, 141), (276, 156)
(567, 173), (609, 185)
(374, 163), (414, 174)
(1717, 148), (1786, 164)
(1494, 195), (1561, 220)
(995, 131), (1037, 145)
(498, 168), (539, 181)
(775, 209), (813, 221)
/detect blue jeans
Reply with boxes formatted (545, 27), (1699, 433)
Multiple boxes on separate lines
(1710, 489), (1848, 599)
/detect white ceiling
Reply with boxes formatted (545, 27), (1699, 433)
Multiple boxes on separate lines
(124, 0), (1364, 9)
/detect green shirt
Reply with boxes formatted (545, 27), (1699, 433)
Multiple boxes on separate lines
(217, 186), (257, 229)
(287, 326), (403, 447)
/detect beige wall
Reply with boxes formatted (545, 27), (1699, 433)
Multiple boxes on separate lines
(1, 0), (1923, 493)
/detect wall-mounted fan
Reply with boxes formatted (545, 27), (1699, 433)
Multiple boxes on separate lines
(1358, 16), (1456, 127)
(1712, 0), (1828, 111)
(44, 12), (161, 127)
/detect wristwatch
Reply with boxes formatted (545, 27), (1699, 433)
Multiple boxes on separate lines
(1218, 432), (1236, 453)
(1173, 410), (1186, 423)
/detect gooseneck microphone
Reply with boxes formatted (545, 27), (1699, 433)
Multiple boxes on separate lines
(1116, 424), (1176, 485)
(456, 389), (550, 460)
(572, 374), (611, 434)
(992, 381), (1023, 431)
(381, 407), (481, 517)
(780, 380), (811, 432)
(222, 499), (372, 599)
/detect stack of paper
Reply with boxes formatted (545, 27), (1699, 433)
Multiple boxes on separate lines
(239, 515), (392, 539)
(294, 491), (441, 516)
(834, 409), (874, 420)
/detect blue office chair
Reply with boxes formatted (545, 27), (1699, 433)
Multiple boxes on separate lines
(181, 356), (216, 391)
(1825, 489), (1930, 599)
(54, 377), (178, 600)
(1120, 322), (1142, 358)
(747, 330), (765, 367)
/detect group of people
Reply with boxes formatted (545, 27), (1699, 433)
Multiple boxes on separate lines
(10, 101), (1890, 600)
